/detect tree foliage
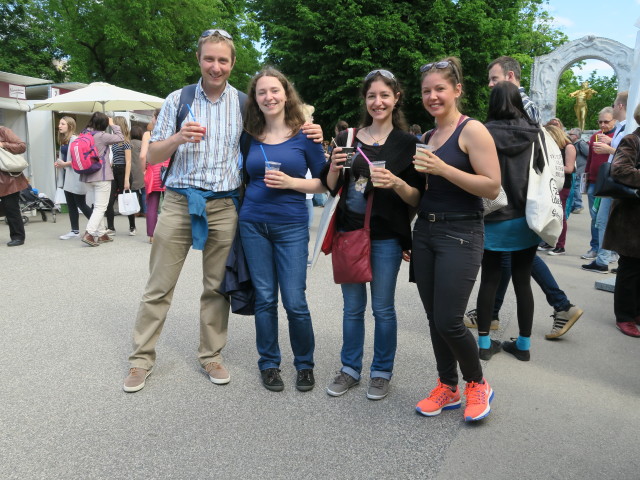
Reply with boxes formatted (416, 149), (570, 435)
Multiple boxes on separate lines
(0, 0), (65, 81)
(45, 0), (262, 97)
(251, 0), (567, 133)
(556, 69), (618, 131)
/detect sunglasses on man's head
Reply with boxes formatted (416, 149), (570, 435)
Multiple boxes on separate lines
(200, 29), (233, 40)
(365, 69), (396, 82)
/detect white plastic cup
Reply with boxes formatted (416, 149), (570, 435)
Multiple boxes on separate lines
(265, 161), (282, 172)
(415, 144), (434, 172)
(369, 160), (386, 187)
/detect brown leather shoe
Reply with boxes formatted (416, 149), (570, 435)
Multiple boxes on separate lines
(97, 233), (113, 243)
(203, 362), (230, 385)
(81, 231), (99, 247)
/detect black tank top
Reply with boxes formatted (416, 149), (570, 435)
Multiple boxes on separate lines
(561, 147), (572, 189)
(419, 118), (483, 213)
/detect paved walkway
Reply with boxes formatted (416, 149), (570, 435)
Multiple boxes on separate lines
(1, 204), (638, 479)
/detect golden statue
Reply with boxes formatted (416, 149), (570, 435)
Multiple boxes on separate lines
(569, 81), (597, 131)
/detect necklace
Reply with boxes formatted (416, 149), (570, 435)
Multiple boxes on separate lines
(365, 127), (392, 146)
(436, 114), (461, 130)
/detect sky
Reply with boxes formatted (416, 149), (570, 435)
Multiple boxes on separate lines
(544, 0), (639, 78)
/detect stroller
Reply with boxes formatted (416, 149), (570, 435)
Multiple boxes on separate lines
(14, 187), (57, 224)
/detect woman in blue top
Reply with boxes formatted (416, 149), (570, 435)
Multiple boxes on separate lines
(239, 67), (326, 393)
(412, 57), (501, 422)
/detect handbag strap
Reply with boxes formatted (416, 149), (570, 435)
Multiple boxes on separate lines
(346, 128), (354, 146)
(363, 191), (374, 230)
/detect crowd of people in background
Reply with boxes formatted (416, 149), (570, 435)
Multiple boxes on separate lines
(3, 28), (639, 425)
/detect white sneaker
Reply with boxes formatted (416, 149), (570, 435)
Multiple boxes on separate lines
(59, 231), (80, 240)
(129, 228), (137, 236)
(580, 249), (596, 260)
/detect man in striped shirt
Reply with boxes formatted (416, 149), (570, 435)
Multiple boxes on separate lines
(488, 55), (541, 124)
(123, 29), (323, 393)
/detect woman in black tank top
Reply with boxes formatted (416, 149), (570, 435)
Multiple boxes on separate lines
(412, 57), (501, 422)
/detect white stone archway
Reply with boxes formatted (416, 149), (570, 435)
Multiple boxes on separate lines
(530, 35), (634, 124)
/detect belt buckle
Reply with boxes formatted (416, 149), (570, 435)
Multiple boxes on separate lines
(427, 213), (436, 222)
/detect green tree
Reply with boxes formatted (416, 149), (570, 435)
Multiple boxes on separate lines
(46, 0), (262, 98)
(556, 69), (618, 131)
(0, 0), (65, 81)
(251, 0), (566, 133)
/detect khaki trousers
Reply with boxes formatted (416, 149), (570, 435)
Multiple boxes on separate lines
(128, 190), (237, 370)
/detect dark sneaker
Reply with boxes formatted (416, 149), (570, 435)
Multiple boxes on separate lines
(327, 371), (359, 397)
(295, 369), (315, 392)
(547, 247), (565, 256)
(463, 309), (499, 330)
(571, 207), (584, 214)
(123, 367), (151, 393)
(204, 361), (230, 385)
(537, 242), (553, 251)
(546, 305), (584, 339)
(366, 377), (390, 400)
(478, 339), (502, 360)
(261, 368), (284, 392)
(502, 338), (530, 361)
(581, 261), (608, 274)
(616, 322), (640, 338)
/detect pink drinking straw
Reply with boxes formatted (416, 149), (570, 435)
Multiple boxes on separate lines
(356, 146), (373, 165)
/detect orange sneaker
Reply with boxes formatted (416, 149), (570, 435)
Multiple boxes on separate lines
(464, 379), (494, 422)
(416, 379), (461, 416)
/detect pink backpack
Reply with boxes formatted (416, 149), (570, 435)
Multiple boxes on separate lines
(70, 131), (103, 174)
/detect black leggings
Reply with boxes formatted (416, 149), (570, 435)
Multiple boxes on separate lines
(412, 218), (485, 386)
(105, 164), (136, 230)
(477, 246), (537, 337)
(64, 190), (92, 232)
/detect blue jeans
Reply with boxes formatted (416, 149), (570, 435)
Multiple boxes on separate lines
(494, 254), (571, 315)
(239, 221), (315, 371)
(587, 184), (599, 251)
(572, 187), (583, 210)
(306, 198), (314, 228)
(595, 197), (613, 266)
(340, 238), (403, 380)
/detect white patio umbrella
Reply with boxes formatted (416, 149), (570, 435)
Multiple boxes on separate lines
(31, 82), (165, 112)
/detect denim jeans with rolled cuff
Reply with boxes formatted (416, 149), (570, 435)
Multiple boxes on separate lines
(339, 238), (403, 381)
